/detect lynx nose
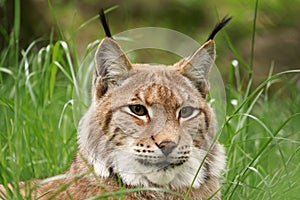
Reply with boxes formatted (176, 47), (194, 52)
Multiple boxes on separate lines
(158, 141), (177, 156)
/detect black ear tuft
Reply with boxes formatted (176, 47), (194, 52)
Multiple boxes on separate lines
(206, 16), (232, 41)
(99, 8), (112, 38)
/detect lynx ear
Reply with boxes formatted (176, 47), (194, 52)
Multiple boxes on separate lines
(94, 37), (132, 98)
(177, 40), (215, 98)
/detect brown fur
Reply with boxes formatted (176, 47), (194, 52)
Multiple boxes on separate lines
(26, 150), (223, 200)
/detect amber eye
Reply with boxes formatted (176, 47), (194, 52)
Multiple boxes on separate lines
(180, 106), (195, 118)
(129, 105), (148, 116)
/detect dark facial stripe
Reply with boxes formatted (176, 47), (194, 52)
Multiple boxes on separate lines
(203, 161), (211, 181)
(100, 110), (112, 134)
(200, 108), (210, 131)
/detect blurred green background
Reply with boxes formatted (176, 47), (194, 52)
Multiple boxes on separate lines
(1, 0), (300, 83)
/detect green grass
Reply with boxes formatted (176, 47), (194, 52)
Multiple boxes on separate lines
(1, 1), (300, 200)
(0, 34), (77, 200)
(221, 68), (300, 199)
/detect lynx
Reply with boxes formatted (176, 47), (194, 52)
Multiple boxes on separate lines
(1, 16), (231, 200)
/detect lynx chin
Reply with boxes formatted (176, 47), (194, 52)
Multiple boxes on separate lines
(1, 16), (231, 200)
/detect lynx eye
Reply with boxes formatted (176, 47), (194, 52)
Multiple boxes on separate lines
(129, 105), (148, 116)
(179, 106), (197, 119)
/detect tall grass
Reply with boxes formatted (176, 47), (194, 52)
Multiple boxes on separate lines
(222, 64), (300, 199)
(0, 1), (77, 199)
(1, 1), (300, 199)
(220, 1), (300, 198)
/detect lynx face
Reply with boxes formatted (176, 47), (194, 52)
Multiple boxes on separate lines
(78, 38), (225, 189)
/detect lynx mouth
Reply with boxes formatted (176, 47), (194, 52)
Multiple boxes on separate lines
(137, 159), (187, 170)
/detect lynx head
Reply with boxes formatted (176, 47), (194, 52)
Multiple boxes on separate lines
(78, 37), (226, 189)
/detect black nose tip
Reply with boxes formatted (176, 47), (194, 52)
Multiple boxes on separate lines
(158, 141), (177, 156)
